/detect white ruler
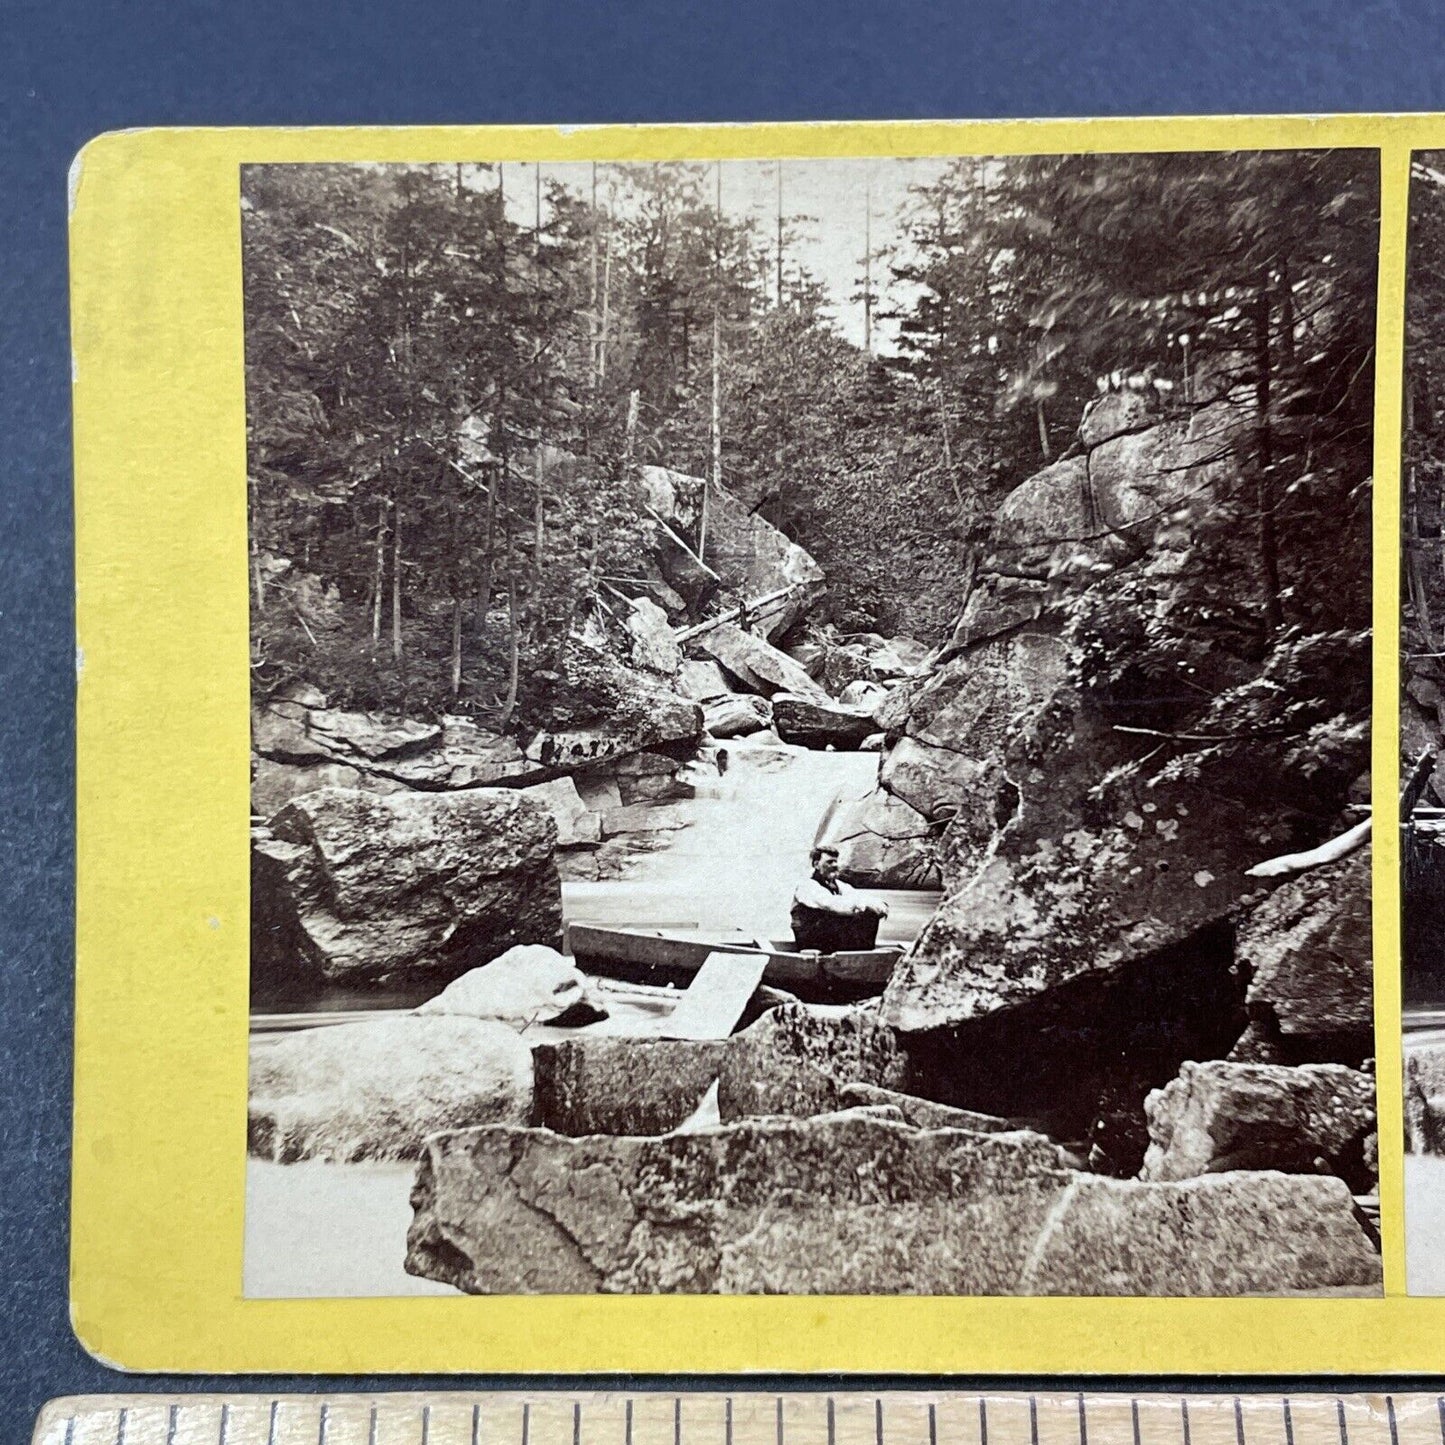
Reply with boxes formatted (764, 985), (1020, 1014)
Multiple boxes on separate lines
(29, 1393), (1443, 1445)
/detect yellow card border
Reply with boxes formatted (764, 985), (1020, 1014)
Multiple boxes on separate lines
(69, 114), (1422, 1373)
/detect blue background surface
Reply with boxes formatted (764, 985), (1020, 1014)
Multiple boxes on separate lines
(5, 0), (1445, 1430)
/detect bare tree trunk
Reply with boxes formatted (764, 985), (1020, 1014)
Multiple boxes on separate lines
(450, 597), (463, 699)
(498, 574), (520, 732)
(1254, 272), (1284, 635)
(371, 499), (386, 644)
(476, 474), (495, 656)
(1036, 400), (1051, 461)
(390, 502), (403, 662)
(623, 388), (639, 474)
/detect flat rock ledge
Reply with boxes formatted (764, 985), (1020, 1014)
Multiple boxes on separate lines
(405, 1111), (1381, 1296)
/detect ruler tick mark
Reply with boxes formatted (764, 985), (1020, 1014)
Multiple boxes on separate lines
(627, 1401), (634, 1445)
(1079, 1394), (1088, 1445)
(777, 1399), (785, 1445)
(1388, 1398), (1399, 1445)
(1131, 1400), (1140, 1445)
(828, 1399), (836, 1445)
(1337, 1399), (1349, 1445)
(726, 1400), (733, 1445)
(422, 1406), (431, 1445)
(522, 1402), (530, 1445)
(368, 1404), (377, 1445)
(1181, 1398), (1191, 1445)
(472, 1403), (481, 1445)
(167, 1404), (179, 1445)
(1236, 1398), (1246, 1445)
(980, 1398), (989, 1445)
(877, 1400), (885, 1445)
(574, 1402), (581, 1445)
(674, 1400), (681, 1445)
(1284, 1400), (1294, 1445)
(930, 1403), (938, 1445)
(63, 1419), (75, 1445)
(220, 1403), (231, 1445)
(1030, 1398), (1039, 1445)
(272, 1404), (282, 1445)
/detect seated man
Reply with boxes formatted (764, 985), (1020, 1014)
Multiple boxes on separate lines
(790, 844), (890, 953)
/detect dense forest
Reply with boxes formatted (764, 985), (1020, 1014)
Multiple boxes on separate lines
(244, 150), (1378, 745)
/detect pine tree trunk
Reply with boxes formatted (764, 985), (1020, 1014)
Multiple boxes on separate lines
(1254, 273), (1284, 635)
(1036, 399), (1051, 461)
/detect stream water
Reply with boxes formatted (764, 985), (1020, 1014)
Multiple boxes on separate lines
(244, 735), (943, 1297)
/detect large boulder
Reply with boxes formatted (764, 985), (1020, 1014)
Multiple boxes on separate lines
(645, 467), (826, 640)
(1140, 1060), (1376, 1189)
(771, 693), (877, 750)
(523, 674), (702, 772)
(306, 709), (442, 760)
(1015, 1170), (1380, 1296)
(697, 624), (829, 701)
(624, 596), (683, 677)
(1087, 399), (1246, 549)
(520, 776), (602, 848)
(716, 1004), (909, 1121)
(406, 1112), (1075, 1294)
(533, 1037), (727, 1136)
(879, 735), (991, 822)
(252, 698), (534, 793)
(252, 787), (562, 985)
(703, 692), (773, 739)
(405, 1111), (1379, 1295)
(248, 1015), (533, 1163)
(252, 756), (398, 818)
(677, 659), (732, 702)
(815, 787), (940, 889)
(417, 945), (605, 1028)
(1078, 390), (1154, 450)
(1234, 847), (1372, 1063)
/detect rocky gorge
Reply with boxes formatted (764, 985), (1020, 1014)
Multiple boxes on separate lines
(248, 389), (1380, 1298)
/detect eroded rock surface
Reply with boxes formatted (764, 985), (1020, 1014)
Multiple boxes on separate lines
(815, 787), (940, 889)
(772, 692), (877, 750)
(1235, 847), (1372, 1063)
(1141, 1060), (1376, 1188)
(533, 1037), (727, 1136)
(249, 1015), (533, 1163)
(698, 624), (829, 701)
(716, 1004), (909, 1121)
(405, 1110), (1380, 1295)
(252, 786), (561, 984)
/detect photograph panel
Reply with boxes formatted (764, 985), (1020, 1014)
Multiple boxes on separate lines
(243, 149), (1381, 1298)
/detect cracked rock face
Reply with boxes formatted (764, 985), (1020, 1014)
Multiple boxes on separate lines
(1141, 1059), (1377, 1189)
(533, 1037), (728, 1137)
(716, 1005), (910, 1122)
(404, 1110), (1380, 1295)
(1235, 846), (1373, 1062)
(252, 786), (562, 985)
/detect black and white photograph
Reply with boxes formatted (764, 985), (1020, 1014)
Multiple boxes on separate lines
(1399, 151), (1445, 1294)
(244, 148), (1381, 1298)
